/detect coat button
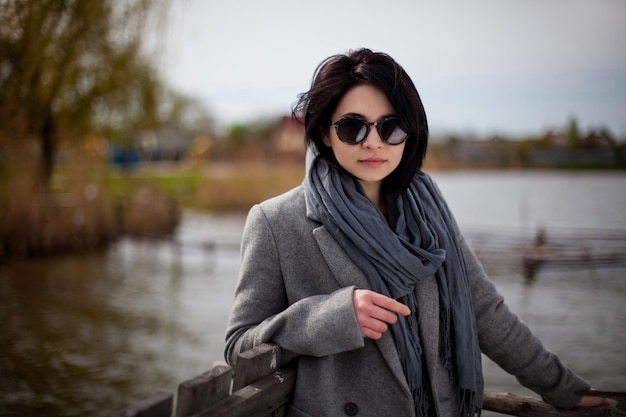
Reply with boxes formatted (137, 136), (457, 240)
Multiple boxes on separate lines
(344, 402), (358, 416)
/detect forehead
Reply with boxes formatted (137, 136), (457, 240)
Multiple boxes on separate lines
(333, 84), (395, 119)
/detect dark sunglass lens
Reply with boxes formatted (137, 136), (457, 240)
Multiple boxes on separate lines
(338, 118), (367, 144)
(380, 119), (407, 145)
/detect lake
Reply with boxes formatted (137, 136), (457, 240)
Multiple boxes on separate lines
(1, 170), (625, 416)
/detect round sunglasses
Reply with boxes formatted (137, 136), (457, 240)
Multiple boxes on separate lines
(330, 116), (408, 145)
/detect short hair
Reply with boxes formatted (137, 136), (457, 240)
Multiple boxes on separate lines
(293, 48), (429, 196)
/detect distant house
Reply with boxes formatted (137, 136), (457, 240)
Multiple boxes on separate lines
(272, 116), (306, 159)
(447, 138), (517, 167)
(136, 125), (188, 162)
(581, 129), (616, 149)
(528, 128), (620, 167)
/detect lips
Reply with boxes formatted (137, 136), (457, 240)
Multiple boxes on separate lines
(359, 158), (386, 167)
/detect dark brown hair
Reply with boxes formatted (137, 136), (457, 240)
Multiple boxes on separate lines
(293, 48), (429, 196)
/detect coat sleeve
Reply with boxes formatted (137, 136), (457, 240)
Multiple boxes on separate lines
(224, 204), (365, 366)
(459, 233), (590, 409)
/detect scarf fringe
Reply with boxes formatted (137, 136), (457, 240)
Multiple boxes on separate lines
(412, 387), (428, 417)
(458, 388), (482, 417)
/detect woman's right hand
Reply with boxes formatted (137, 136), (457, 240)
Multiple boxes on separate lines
(353, 289), (411, 339)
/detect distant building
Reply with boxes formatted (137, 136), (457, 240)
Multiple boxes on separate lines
(447, 138), (517, 168)
(136, 125), (188, 162)
(272, 116), (306, 159)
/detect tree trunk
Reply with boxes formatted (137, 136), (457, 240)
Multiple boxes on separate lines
(39, 112), (56, 187)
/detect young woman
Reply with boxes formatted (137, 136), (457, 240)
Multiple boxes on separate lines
(224, 48), (606, 417)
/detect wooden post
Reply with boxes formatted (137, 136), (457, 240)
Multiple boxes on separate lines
(232, 343), (281, 392)
(194, 367), (296, 417)
(175, 362), (233, 417)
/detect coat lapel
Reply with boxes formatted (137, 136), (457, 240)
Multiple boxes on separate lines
(312, 225), (369, 289)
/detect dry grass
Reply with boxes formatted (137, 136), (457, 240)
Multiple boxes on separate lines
(191, 161), (306, 212)
(117, 184), (179, 238)
(1, 187), (118, 258)
(0, 141), (180, 258)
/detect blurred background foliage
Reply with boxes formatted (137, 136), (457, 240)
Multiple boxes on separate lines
(0, 0), (212, 257)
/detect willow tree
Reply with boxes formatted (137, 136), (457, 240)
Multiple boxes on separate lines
(0, 0), (168, 186)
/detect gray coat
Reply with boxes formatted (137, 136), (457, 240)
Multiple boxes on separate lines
(224, 186), (589, 417)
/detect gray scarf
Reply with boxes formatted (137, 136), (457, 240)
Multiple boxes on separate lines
(304, 154), (483, 417)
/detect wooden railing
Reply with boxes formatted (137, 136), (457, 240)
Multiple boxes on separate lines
(110, 343), (624, 417)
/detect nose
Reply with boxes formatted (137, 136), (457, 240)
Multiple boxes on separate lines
(362, 124), (384, 148)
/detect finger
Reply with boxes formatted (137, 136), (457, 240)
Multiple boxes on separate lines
(360, 326), (384, 340)
(370, 306), (400, 325)
(370, 292), (411, 316)
(355, 295), (400, 325)
(359, 316), (389, 334)
(577, 396), (611, 407)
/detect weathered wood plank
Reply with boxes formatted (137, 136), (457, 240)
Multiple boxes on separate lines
(108, 390), (173, 417)
(232, 343), (281, 392)
(195, 368), (296, 417)
(175, 361), (233, 417)
(483, 390), (626, 417)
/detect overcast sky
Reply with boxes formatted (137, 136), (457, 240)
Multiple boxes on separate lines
(160, 0), (626, 138)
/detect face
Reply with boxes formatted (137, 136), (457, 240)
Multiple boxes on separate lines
(323, 84), (405, 200)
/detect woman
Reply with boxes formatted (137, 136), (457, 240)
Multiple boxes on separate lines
(224, 48), (606, 417)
